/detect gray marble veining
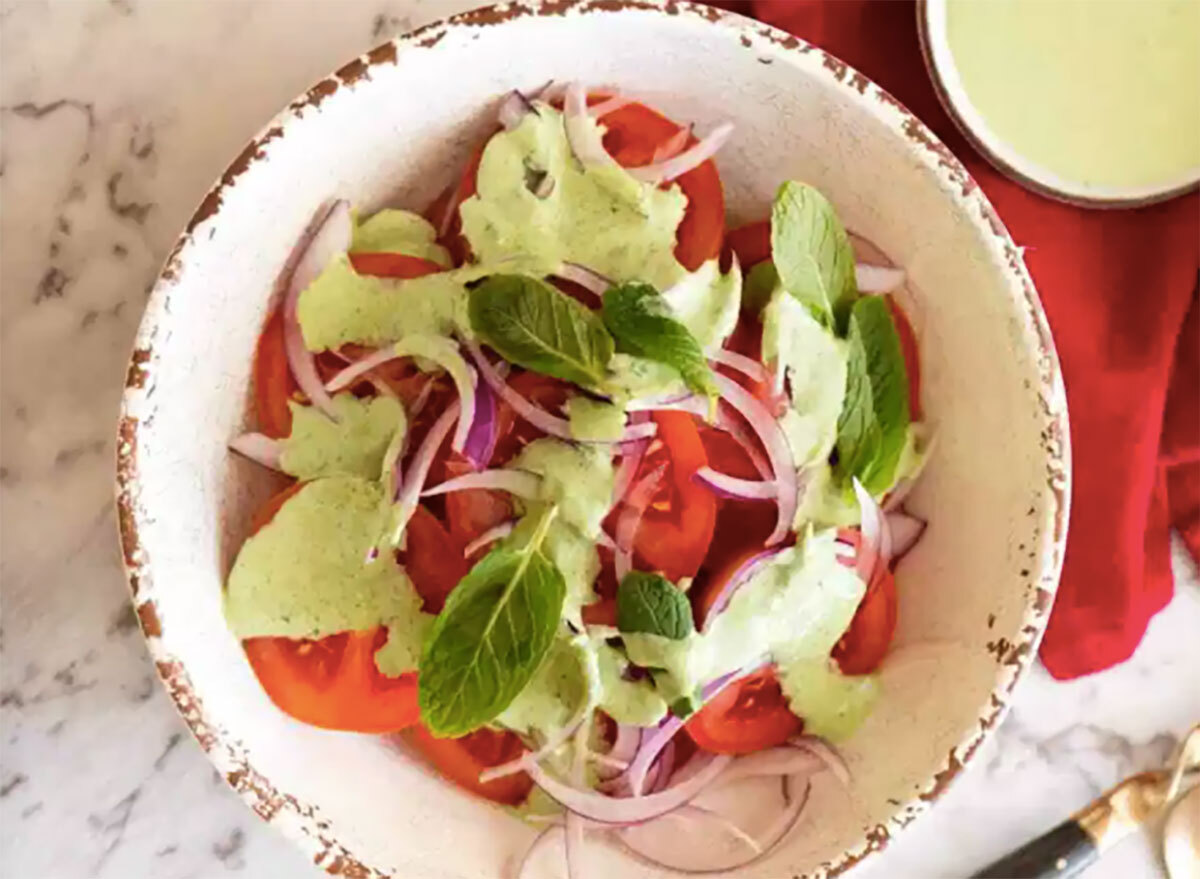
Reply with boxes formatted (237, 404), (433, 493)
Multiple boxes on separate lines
(1, 2), (1197, 877)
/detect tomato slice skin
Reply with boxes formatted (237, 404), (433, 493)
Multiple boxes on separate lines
(401, 504), (470, 613)
(243, 628), (420, 733)
(253, 307), (297, 439)
(238, 484), (423, 733)
(685, 668), (802, 755)
(831, 538), (898, 675)
(348, 252), (445, 279)
(633, 411), (718, 582)
(723, 220), (771, 271)
(408, 725), (532, 804)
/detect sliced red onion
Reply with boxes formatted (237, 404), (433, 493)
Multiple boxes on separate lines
(712, 410), (773, 481)
(564, 811), (585, 879)
(855, 263), (906, 294)
(708, 348), (772, 386)
(462, 371), (499, 470)
(229, 432), (283, 471)
(650, 126), (692, 164)
(526, 752), (732, 826)
(498, 88), (537, 131)
(666, 805), (760, 854)
(554, 262), (612, 298)
(516, 825), (562, 879)
(852, 478), (884, 584)
(617, 774), (811, 873)
(595, 529), (617, 551)
(614, 462), (668, 581)
(326, 339), (476, 454)
(283, 200), (352, 418)
(611, 419), (650, 504)
(627, 395), (710, 419)
(627, 122), (733, 184)
(701, 550), (783, 630)
(713, 374), (797, 545)
(693, 467), (777, 501)
(589, 94), (632, 119)
(389, 400), (460, 546)
(620, 667), (754, 798)
(324, 346), (392, 392)
(788, 736), (851, 788)
(463, 521), (514, 558)
(564, 82), (615, 167)
(478, 710), (587, 785)
(885, 509), (926, 562)
(436, 183), (458, 241)
(606, 723), (641, 771)
(647, 741), (677, 794)
(381, 418), (408, 502)
(710, 746), (823, 788)
(422, 468), (541, 500)
(467, 342), (655, 445)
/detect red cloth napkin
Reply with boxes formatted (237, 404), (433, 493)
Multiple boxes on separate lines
(713, 0), (1200, 679)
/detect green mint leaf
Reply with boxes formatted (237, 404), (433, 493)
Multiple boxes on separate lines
(835, 296), (910, 494)
(742, 259), (780, 315)
(418, 517), (566, 737)
(616, 571), (694, 641)
(770, 181), (857, 332)
(601, 282), (717, 400)
(468, 274), (614, 387)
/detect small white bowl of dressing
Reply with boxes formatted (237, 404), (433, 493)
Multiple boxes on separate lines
(919, 0), (1200, 208)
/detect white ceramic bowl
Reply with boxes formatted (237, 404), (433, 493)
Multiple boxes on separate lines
(116, 3), (1070, 877)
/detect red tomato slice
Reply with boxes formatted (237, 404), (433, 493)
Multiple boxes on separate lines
(887, 297), (921, 419)
(723, 219), (770, 271)
(633, 412), (718, 582)
(400, 504), (470, 614)
(598, 101), (725, 270)
(238, 484), (424, 733)
(243, 628), (419, 734)
(685, 668), (802, 755)
(253, 307), (296, 439)
(489, 371), (572, 465)
(694, 429), (776, 584)
(408, 724), (532, 805)
(832, 541), (898, 675)
(441, 456), (514, 552)
(348, 252), (445, 278)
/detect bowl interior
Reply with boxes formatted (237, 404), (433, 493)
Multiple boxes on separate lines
(119, 4), (1068, 877)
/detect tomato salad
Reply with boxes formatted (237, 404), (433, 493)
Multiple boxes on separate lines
(224, 82), (930, 876)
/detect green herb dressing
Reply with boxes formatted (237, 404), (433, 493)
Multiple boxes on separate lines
(624, 530), (877, 741)
(762, 289), (847, 468)
(351, 209), (452, 267)
(946, 0), (1200, 191)
(565, 395), (627, 442)
(223, 477), (430, 675)
(280, 394), (405, 481)
(460, 105), (689, 291)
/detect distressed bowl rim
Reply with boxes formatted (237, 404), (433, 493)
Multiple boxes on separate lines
(115, 2), (1072, 876)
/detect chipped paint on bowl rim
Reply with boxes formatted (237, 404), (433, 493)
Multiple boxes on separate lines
(115, 2), (1071, 877)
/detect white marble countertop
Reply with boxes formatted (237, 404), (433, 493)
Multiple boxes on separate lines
(1, 2), (1197, 877)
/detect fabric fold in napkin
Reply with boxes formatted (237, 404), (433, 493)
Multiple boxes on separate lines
(713, 0), (1200, 679)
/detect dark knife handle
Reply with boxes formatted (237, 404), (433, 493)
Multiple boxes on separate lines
(970, 819), (1098, 879)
